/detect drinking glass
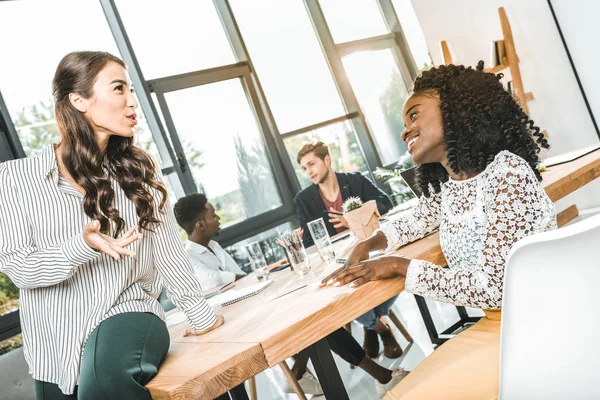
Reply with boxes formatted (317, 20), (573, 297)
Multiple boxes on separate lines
(277, 228), (311, 277)
(307, 217), (335, 261)
(245, 241), (270, 281)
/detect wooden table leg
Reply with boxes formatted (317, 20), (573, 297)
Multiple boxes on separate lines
(248, 376), (258, 400)
(278, 361), (308, 400)
(388, 309), (413, 343)
(308, 338), (349, 400)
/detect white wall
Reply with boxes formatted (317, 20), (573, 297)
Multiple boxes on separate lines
(549, 0), (600, 133)
(410, 0), (600, 211)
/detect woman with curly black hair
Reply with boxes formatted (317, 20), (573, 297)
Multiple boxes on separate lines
(322, 61), (556, 399)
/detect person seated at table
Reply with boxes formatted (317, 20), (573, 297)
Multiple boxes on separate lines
(175, 193), (407, 397)
(294, 141), (402, 359)
(174, 193), (246, 290)
(295, 141), (394, 247)
(323, 61), (556, 399)
(174, 193), (324, 395)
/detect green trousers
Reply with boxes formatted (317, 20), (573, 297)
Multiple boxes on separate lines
(34, 312), (170, 400)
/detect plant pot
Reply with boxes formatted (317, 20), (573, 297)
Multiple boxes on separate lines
(343, 200), (380, 240)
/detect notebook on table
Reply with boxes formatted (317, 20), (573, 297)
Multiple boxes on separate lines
(206, 280), (273, 307)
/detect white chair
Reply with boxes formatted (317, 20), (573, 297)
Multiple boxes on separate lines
(499, 213), (600, 399)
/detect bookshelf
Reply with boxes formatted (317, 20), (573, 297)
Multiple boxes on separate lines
(440, 7), (533, 114)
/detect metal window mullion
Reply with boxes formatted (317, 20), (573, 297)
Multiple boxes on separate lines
(147, 62), (250, 93)
(335, 34), (395, 57)
(280, 112), (359, 139)
(246, 70), (303, 195)
(99, 0), (196, 196)
(217, 206), (297, 248)
(240, 72), (295, 202)
(215, 0), (302, 197)
(304, 0), (382, 174)
(152, 90), (198, 195)
(0, 90), (25, 159)
(377, 0), (419, 80)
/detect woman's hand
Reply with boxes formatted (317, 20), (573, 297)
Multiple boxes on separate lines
(184, 314), (225, 337)
(321, 256), (411, 288)
(83, 220), (141, 261)
(319, 237), (375, 287)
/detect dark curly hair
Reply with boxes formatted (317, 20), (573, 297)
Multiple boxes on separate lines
(411, 61), (549, 197)
(53, 51), (168, 237)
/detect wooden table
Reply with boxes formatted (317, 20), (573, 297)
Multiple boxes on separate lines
(147, 149), (600, 399)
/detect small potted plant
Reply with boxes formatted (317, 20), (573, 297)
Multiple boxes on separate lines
(342, 197), (381, 240)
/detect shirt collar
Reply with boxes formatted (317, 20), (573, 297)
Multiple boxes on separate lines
(185, 239), (216, 255)
(42, 143), (59, 181)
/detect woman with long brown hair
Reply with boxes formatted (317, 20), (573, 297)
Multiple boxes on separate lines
(0, 51), (223, 399)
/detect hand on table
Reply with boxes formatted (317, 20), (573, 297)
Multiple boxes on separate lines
(183, 315), (225, 337)
(320, 255), (411, 288)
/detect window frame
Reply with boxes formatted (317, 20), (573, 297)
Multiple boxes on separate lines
(0, 0), (425, 341)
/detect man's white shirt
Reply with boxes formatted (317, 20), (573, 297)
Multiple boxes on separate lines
(184, 240), (247, 290)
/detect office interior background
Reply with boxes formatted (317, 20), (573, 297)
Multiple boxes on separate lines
(1, 0), (599, 398)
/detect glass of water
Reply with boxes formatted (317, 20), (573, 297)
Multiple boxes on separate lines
(245, 241), (270, 281)
(307, 217), (335, 262)
(277, 228), (311, 278)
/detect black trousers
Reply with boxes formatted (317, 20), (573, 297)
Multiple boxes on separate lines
(326, 327), (366, 365)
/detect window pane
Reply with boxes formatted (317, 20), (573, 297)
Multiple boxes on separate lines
(0, 0), (119, 157)
(343, 50), (409, 165)
(225, 221), (296, 273)
(1, 271), (20, 355)
(392, 0), (432, 70)
(116, 0), (236, 79)
(283, 119), (368, 189)
(230, 0), (345, 133)
(319, 0), (389, 43)
(163, 79), (283, 225)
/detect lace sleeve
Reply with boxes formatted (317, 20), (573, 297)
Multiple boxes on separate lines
(405, 155), (556, 309)
(380, 190), (442, 252)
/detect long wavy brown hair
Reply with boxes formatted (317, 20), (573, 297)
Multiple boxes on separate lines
(53, 51), (168, 237)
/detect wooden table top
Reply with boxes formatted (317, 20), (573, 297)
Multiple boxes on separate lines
(147, 149), (600, 399)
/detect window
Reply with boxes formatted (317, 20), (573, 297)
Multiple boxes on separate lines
(0, 0), (120, 157)
(225, 221), (296, 273)
(230, 0), (346, 133)
(342, 49), (410, 166)
(0, 0), (169, 354)
(283, 120), (368, 188)
(319, 0), (389, 43)
(116, 0), (237, 79)
(162, 79), (283, 226)
(392, 0), (432, 70)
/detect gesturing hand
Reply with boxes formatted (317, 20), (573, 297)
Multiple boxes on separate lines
(321, 256), (411, 288)
(328, 208), (349, 229)
(184, 315), (225, 337)
(83, 220), (141, 261)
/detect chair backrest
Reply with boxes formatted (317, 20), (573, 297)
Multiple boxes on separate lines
(499, 213), (600, 399)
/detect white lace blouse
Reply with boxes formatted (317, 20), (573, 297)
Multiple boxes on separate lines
(381, 151), (556, 310)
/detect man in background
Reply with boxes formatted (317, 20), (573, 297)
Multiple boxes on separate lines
(294, 141), (394, 247)
(174, 193), (246, 290)
(174, 193), (324, 395)
(294, 141), (402, 359)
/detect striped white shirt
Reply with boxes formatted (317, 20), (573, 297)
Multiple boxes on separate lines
(0, 144), (216, 394)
